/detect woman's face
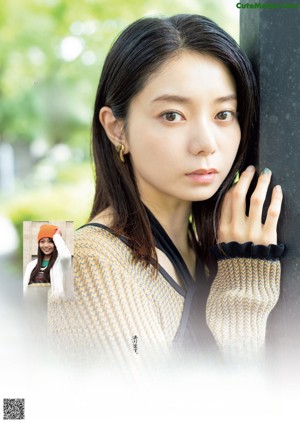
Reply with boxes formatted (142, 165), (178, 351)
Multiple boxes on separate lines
(39, 238), (54, 256)
(124, 51), (241, 208)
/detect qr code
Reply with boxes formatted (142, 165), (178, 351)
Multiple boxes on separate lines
(3, 399), (25, 420)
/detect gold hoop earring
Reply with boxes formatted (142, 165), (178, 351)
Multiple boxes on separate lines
(116, 143), (125, 163)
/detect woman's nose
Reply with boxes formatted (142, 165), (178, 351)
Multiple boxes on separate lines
(188, 118), (217, 156)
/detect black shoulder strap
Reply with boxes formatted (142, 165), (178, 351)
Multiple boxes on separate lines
(145, 208), (196, 290)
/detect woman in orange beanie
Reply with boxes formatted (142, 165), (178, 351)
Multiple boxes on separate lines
(23, 224), (72, 298)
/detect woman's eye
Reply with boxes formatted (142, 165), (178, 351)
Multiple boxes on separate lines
(161, 111), (183, 122)
(215, 111), (237, 121)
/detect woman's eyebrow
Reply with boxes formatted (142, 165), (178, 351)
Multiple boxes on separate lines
(151, 94), (192, 104)
(214, 94), (237, 103)
(151, 94), (237, 104)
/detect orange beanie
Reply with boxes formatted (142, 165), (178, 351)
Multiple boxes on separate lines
(37, 224), (58, 242)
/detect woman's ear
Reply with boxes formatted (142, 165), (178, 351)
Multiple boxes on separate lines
(99, 107), (128, 151)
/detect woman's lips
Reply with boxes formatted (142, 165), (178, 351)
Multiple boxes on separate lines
(186, 168), (218, 184)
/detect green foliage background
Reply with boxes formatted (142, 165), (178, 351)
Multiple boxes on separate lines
(0, 0), (238, 257)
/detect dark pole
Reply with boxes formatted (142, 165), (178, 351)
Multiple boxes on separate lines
(240, 0), (300, 372)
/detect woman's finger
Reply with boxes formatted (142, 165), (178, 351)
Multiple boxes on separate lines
(218, 189), (233, 242)
(248, 168), (272, 225)
(220, 189), (233, 226)
(263, 185), (283, 245)
(231, 165), (256, 222)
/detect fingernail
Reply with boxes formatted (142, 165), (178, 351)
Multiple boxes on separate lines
(261, 167), (271, 175)
(233, 171), (240, 184)
(246, 165), (255, 172)
(275, 185), (282, 193)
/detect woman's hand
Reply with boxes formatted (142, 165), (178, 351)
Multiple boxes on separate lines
(55, 227), (63, 237)
(218, 166), (283, 246)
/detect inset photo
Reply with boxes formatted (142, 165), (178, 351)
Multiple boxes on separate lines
(23, 221), (74, 300)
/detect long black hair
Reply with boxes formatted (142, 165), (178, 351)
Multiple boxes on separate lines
(30, 239), (58, 283)
(90, 14), (258, 269)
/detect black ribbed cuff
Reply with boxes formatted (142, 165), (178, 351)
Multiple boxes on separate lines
(211, 241), (285, 260)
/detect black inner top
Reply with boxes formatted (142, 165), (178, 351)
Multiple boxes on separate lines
(145, 208), (196, 291)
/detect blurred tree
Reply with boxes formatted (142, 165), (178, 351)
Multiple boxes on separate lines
(0, 0), (237, 151)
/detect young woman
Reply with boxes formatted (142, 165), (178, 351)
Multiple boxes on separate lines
(50, 14), (284, 365)
(23, 224), (72, 298)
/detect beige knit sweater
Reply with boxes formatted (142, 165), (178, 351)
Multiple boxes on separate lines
(48, 225), (281, 365)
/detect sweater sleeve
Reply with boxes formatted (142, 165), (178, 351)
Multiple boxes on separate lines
(53, 233), (71, 272)
(48, 234), (73, 299)
(206, 242), (283, 361)
(23, 259), (37, 295)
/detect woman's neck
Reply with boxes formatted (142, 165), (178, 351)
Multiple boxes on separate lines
(144, 199), (192, 254)
(90, 200), (196, 277)
(145, 199), (196, 278)
(90, 200), (193, 257)
(43, 255), (51, 261)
